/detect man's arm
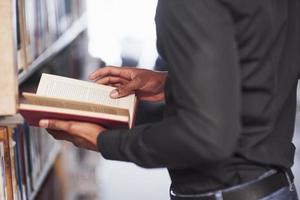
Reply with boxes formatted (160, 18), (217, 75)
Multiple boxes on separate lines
(99, 0), (241, 168)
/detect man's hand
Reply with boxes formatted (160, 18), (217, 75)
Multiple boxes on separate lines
(39, 119), (106, 151)
(89, 66), (167, 102)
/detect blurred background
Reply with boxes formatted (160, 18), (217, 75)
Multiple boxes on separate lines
(79, 1), (171, 199)
(10, 0), (300, 199)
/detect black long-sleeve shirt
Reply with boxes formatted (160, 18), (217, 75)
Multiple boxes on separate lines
(98, 0), (300, 194)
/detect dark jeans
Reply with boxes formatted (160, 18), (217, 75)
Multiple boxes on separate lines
(170, 170), (298, 200)
(261, 185), (298, 200)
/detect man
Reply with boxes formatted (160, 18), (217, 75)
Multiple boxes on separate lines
(39, 0), (300, 199)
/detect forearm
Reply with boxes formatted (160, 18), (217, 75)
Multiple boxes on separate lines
(98, 108), (240, 168)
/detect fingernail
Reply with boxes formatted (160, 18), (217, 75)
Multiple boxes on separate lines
(110, 90), (119, 98)
(39, 120), (49, 128)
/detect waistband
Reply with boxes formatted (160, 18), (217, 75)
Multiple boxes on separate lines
(170, 170), (294, 200)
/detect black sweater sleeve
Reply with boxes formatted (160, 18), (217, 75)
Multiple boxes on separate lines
(98, 0), (241, 169)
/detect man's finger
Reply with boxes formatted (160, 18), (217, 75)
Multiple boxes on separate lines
(46, 129), (74, 141)
(110, 77), (141, 98)
(39, 119), (71, 132)
(96, 76), (129, 85)
(89, 66), (131, 80)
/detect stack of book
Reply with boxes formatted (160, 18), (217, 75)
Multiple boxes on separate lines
(17, 0), (86, 72)
(0, 123), (60, 200)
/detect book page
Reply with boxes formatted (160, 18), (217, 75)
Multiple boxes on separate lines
(128, 96), (137, 128)
(37, 73), (136, 110)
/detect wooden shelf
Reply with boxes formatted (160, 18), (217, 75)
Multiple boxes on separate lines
(29, 143), (62, 200)
(18, 14), (87, 85)
(0, 114), (24, 126)
(0, 0), (18, 116)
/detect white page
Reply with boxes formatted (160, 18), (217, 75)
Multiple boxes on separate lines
(37, 73), (135, 110)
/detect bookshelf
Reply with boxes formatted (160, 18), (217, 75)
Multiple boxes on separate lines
(29, 143), (61, 200)
(18, 14), (86, 84)
(0, 0), (87, 199)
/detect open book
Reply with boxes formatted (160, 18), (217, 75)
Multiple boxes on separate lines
(19, 73), (138, 129)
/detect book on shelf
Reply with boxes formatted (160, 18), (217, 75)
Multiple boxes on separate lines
(0, 123), (61, 200)
(0, 138), (5, 200)
(0, 0), (87, 116)
(19, 73), (138, 129)
(15, 0), (86, 72)
(0, 127), (14, 200)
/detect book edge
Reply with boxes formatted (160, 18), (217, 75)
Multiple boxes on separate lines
(18, 104), (129, 123)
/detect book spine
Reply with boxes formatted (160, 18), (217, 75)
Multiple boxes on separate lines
(1, 127), (14, 200)
(23, 123), (33, 194)
(0, 139), (6, 200)
(17, 0), (28, 70)
(16, 124), (29, 200)
(9, 130), (19, 200)
(12, 127), (24, 200)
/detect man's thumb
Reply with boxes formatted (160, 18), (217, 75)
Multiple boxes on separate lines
(110, 80), (138, 98)
(110, 89), (120, 98)
(109, 86), (132, 98)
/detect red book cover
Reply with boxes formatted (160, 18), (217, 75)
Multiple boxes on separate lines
(19, 108), (129, 129)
